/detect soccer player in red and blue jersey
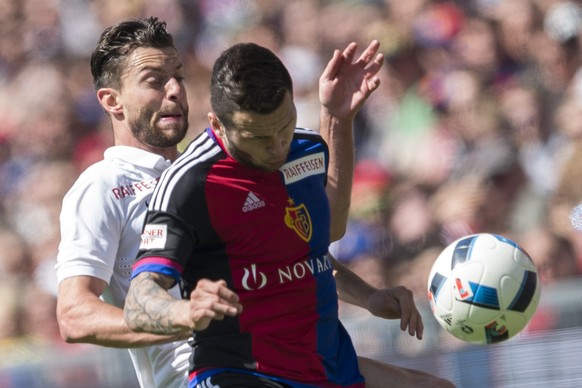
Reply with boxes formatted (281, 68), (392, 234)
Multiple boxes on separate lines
(125, 42), (454, 388)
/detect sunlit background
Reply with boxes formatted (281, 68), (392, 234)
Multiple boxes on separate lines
(1, 0), (582, 387)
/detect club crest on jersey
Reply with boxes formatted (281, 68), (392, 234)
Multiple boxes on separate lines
(284, 200), (312, 242)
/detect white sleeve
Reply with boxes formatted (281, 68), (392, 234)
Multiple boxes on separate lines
(56, 169), (122, 285)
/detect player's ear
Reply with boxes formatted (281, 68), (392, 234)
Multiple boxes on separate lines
(97, 88), (123, 115)
(208, 112), (224, 137)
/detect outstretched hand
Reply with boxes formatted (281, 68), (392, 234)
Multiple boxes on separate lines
(319, 40), (384, 120)
(367, 286), (425, 340)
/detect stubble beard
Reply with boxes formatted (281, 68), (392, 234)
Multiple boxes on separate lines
(131, 106), (188, 148)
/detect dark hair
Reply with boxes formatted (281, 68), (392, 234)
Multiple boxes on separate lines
(90, 17), (175, 90)
(210, 42), (293, 127)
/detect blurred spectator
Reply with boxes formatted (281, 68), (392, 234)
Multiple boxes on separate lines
(437, 68), (514, 181)
(0, 226), (32, 280)
(19, 282), (61, 344)
(4, 161), (75, 251)
(554, 90), (582, 141)
(181, 57), (212, 143)
(482, 160), (528, 233)
(0, 280), (68, 371)
(525, 1), (582, 108)
(317, 1), (384, 55)
(71, 117), (114, 174)
(518, 227), (581, 284)
(431, 175), (489, 243)
(500, 86), (582, 231)
(0, 1), (26, 82)
(548, 92), (582, 255)
(499, 82), (567, 200)
(550, 142), (582, 261)
(373, 2), (464, 182)
(279, 0), (320, 51)
(389, 246), (444, 299)
(492, 0), (542, 73)
(3, 160), (76, 296)
(0, 279), (25, 341)
(92, 0), (147, 28)
(542, 1), (582, 46)
(21, 0), (62, 60)
(330, 159), (392, 264)
(385, 182), (440, 265)
(451, 15), (509, 84)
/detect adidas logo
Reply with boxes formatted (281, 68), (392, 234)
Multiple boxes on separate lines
(242, 191), (266, 213)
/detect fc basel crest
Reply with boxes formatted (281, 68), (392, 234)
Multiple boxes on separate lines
(284, 201), (312, 242)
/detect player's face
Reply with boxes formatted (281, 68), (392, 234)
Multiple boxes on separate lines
(216, 92), (297, 172)
(119, 47), (189, 148)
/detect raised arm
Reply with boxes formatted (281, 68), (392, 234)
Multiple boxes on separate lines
(56, 275), (188, 347)
(319, 40), (384, 241)
(124, 272), (242, 335)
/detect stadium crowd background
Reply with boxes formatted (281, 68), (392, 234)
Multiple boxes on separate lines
(1, 0), (582, 386)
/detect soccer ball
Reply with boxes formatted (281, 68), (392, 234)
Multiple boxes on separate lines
(427, 233), (541, 344)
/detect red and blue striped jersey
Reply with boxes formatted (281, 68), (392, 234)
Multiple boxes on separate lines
(132, 127), (364, 387)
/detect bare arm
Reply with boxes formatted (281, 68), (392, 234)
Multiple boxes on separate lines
(319, 40), (384, 241)
(320, 109), (355, 242)
(56, 275), (188, 348)
(124, 272), (243, 335)
(331, 255), (376, 308)
(331, 255), (424, 339)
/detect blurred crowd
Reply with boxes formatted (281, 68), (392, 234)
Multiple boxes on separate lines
(1, 0), (582, 368)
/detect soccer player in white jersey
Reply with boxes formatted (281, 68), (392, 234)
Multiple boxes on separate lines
(55, 17), (191, 388)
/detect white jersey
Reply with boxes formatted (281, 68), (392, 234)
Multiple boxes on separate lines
(56, 146), (190, 388)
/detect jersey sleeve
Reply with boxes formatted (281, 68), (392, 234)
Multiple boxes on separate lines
(56, 168), (123, 284)
(131, 210), (194, 283)
(295, 127), (329, 186)
(131, 166), (200, 283)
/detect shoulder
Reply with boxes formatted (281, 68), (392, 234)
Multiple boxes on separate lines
(60, 160), (128, 227)
(149, 132), (223, 210)
(63, 155), (154, 209)
(164, 130), (223, 180)
(294, 127), (323, 142)
(66, 160), (122, 198)
(290, 127), (328, 156)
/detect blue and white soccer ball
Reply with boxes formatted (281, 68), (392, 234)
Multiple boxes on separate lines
(427, 233), (541, 344)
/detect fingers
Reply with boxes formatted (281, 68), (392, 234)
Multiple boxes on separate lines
(355, 40), (380, 65)
(342, 42), (358, 63)
(367, 53), (384, 76)
(396, 287), (424, 340)
(341, 40), (383, 71)
(201, 279), (242, 314)
(348, 41), (384, 96)
(401, 307), (424, 340)
(190, 279), (243, 330)
(366, 75), (382, 95)
(323, 40), (383, 80)
(354, 40), (383, 75)
(320, 49), (343, 83)
(361, 43), (384, 89)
